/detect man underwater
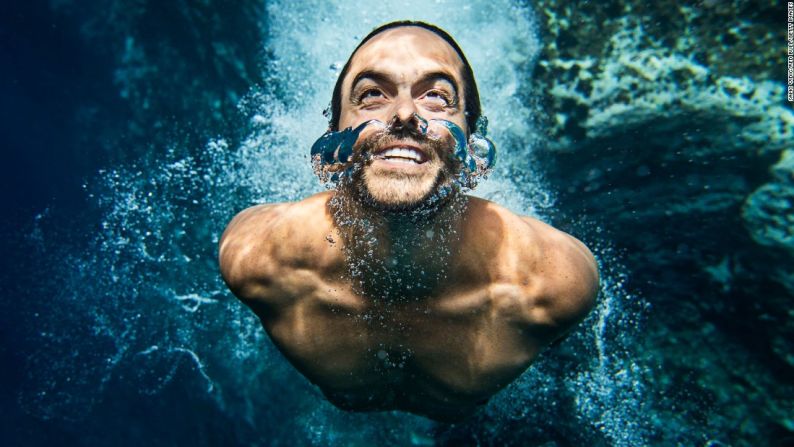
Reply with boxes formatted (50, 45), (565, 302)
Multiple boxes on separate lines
(219, 21), (598, 422)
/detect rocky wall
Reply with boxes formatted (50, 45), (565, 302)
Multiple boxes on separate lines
(530, 1), (793, 444)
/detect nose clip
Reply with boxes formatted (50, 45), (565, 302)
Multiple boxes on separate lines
(387, 113), (429, 135)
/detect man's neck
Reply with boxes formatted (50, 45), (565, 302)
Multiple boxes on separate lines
(328, 189), (467, 301)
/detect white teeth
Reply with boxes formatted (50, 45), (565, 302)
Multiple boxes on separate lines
(379, 148), (422, 162)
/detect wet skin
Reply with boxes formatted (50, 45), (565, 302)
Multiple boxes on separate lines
(219, 27), (599, 422)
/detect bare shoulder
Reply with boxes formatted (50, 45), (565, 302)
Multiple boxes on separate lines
(218, 191), (335, 302)
(519, 213), (599, 337)
(465, 197), (599, 338)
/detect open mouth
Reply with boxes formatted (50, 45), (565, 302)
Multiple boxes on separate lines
(372, 146), (428, 164)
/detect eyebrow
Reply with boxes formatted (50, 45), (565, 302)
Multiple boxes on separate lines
(418, 71), (460, 96)
(349, 70), (460, 100)
(350, 70), (393, 92)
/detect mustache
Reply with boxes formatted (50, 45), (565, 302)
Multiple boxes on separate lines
(355, 126), (449, 161)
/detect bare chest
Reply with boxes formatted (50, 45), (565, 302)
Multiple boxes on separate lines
(260, 285), (537, 415)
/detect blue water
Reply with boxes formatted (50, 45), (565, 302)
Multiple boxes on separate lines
(7, 1), (658, 445)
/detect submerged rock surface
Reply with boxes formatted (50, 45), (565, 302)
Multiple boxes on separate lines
(530, 1), (793, 445)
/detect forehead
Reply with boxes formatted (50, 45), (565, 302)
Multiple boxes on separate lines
(344, 27), (465, 85)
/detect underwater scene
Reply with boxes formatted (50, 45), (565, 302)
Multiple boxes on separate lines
(2, 0), (791, 446)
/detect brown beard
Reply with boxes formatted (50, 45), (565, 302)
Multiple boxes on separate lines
(339, 126), (462, 214)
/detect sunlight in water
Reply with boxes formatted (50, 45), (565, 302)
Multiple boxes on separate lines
(20, 1), (650, 445)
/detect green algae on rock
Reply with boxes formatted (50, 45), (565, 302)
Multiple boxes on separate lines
(530, 0), (793, 445)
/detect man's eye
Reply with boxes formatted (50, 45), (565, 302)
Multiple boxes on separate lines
(422, 90), (451, 106)
(359, 89), (384, 101)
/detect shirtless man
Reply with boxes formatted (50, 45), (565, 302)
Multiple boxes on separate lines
(219, 21), (598, 422)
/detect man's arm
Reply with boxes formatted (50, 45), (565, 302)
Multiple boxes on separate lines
(520, 216), (599, 343)
(218, 204), (282, 302)
(219, 196), (335, 314)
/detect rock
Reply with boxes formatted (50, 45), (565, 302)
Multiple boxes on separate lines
(744, 150), (794, 255)
(743, 150), (794, 297)
(530, 0), (794, 444)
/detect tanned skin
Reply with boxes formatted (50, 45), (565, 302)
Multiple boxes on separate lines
(219, 27), (598, 422)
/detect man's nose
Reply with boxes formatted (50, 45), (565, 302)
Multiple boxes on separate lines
(390, 94), (420, 130)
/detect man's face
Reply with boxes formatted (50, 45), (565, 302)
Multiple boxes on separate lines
(338, 27), (468, 210)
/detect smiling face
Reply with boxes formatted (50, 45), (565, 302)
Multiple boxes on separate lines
(338, 26), (469, 210)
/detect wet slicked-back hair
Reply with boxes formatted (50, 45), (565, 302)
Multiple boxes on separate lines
(330, 21), (481, 133)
